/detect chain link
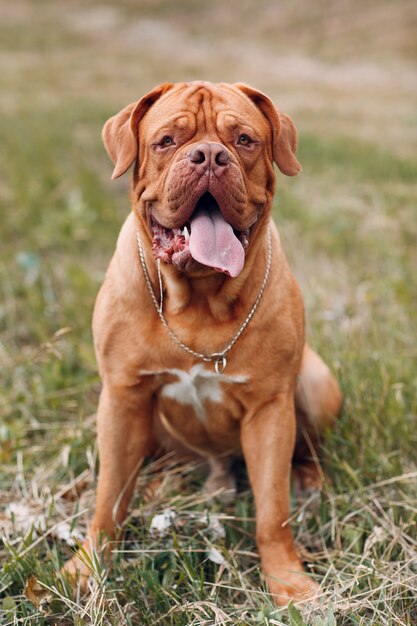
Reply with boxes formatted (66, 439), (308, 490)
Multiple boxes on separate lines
(136, 226), (272, 372)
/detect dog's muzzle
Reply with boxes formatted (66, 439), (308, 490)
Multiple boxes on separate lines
(151, 192), (249, 277)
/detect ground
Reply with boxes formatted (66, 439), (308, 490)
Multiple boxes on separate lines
(0, 1), (416, 624)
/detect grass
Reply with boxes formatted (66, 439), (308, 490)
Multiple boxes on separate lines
(1, 1), (416, 624)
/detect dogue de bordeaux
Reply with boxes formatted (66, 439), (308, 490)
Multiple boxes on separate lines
(63, 81), (342, 605)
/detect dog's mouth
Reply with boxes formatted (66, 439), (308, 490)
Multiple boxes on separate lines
(151, 193), (250, 277)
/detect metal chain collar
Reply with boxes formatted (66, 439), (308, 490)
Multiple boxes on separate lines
(136, 226), (272, 374)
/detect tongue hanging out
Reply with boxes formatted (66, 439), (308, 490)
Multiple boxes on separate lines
(189, 196), (245, 277)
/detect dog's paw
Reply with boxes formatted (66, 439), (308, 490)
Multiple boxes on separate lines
(292, 461), (323, 497)
(266, 570), (321, 607)
(204, 469), (236, 503)
(61, 549), (93, 594)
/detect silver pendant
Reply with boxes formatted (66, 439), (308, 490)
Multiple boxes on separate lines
(212, 353), (227, 374)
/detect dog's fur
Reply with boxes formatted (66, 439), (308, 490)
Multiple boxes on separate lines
(63, 81), (342, 605)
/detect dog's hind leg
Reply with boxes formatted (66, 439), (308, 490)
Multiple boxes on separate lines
(293, 344), (343, 494)
(204, 456), (236, 503)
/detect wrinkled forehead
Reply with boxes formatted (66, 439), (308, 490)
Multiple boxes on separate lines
(140, 82), (269, 135)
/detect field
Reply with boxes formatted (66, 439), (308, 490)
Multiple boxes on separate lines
(0, 0), (416, 624)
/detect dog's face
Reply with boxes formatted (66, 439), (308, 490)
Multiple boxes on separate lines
(103, 81), (301, 276)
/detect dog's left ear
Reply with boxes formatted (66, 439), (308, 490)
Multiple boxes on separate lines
(234, 83), (301, 176)
(102, 83), (174, 179)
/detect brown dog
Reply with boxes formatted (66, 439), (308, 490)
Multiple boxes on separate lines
(64, 81), (342, 606)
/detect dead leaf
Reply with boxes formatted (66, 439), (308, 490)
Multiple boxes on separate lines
(24, 576), (52, 614)
(59, 479), (88, 501)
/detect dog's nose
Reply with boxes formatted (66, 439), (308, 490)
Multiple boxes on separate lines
(187, 143), (230, 173)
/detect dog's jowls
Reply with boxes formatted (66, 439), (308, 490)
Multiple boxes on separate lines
(63, 81), (342, 606)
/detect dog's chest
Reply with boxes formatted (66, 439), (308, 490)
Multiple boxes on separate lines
(140, 364), (247, 424)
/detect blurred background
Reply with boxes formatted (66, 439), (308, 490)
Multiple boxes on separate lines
(1, 1), (416, 623)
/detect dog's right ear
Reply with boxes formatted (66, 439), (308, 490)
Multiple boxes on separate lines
(102, 83), (174, 179)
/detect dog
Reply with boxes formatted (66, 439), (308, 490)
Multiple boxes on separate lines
(63, 81), (342, 606)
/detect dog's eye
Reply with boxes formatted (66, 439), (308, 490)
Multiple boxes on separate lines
(237, 134), (252, 146)
(160, 136), (174, 147)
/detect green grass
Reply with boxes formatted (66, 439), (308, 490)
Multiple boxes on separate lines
(1, 1), (416, 624)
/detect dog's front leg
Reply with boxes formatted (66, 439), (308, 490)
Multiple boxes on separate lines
(63, 383), (154, 589)
(241, 393), (319, 606)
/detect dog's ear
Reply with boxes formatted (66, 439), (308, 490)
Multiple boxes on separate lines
(234, 83), (301, 176)
(102, 83), (174, 179)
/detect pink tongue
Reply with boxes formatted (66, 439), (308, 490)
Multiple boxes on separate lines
(189, 203), (245, 277)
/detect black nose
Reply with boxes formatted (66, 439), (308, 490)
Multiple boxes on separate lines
(187, 142), (231, 171)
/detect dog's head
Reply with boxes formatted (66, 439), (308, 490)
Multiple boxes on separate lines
(103, 81), (300, 277)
